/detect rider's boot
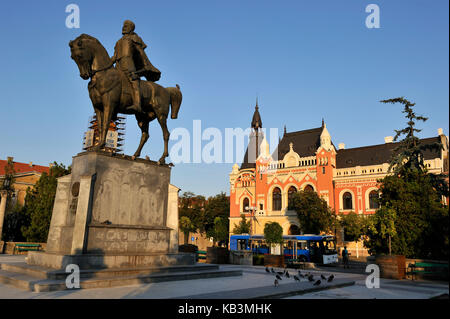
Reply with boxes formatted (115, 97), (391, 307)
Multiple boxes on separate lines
(128, 79), (142, 113)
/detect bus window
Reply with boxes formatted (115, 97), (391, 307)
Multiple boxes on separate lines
(237, 239), (247, 250)
(322, 239), (337, 254)
(298, 240), (308, 250)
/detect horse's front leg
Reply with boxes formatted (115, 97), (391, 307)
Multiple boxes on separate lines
(94, 107), (103, 148)
(132, 115), (149, 160)
(97, 95), (114, 150)
(157, 115), (169, 165)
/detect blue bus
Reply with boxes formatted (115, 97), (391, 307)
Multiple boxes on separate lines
(230, 234), (338, 264)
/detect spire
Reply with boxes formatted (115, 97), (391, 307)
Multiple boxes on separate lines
(251, 99), (262, 130)
(284, 125), (287, 135)
(322, 118), (324, 128)
(320, 123), (332, 151)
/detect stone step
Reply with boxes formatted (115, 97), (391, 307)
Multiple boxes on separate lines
(0, 267), (242, 292)
(1, 262), (219, 280)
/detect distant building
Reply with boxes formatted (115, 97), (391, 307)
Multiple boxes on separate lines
(0, 157), (50, 207)
(228, 103), (449, 254)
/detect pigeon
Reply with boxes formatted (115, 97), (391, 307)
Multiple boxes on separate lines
(285, 271), (290, 278)
(313, 279), (321, 286)
(276, 274), (283, 280)
(308, 274), (314, 282)
(277, 271), (284, 275)
(274, 279), (279, 287)
(321, 274), (326, 280)
(293, 275), (300, 282)
(297, 270), (302, 276)
(327, 274), (334, 282)
(271, 268), (275, 274)
(265, 267), (270, 273)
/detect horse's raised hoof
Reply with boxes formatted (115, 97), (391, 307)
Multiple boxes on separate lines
(157, 158), (166, 165)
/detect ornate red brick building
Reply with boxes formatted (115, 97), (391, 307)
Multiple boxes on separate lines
(229, 104), (449, 246)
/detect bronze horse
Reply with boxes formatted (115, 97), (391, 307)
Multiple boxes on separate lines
(69, 34), (182, 164)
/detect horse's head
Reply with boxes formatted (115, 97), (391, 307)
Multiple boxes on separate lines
(69, 34), (97, 80)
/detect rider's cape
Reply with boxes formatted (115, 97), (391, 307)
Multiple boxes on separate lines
(129, 33), (161, 82)
(114, 33), (161, 82)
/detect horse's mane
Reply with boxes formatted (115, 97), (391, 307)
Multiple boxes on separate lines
(75, 33), (102, 46)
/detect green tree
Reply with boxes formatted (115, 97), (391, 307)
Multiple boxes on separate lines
(21, 162), (70, 242)
(232, 214), (251, 234)
(178, 191), (206, 233)
(364, 98), (449, 259)
(206, 216), (229, 247)
(2, 203), (28, 242)
(340, 211), (367, 243)
(264, 222), (283, 255)
(291, 190), (336, 234)
(179, 216), (195, 245)
(204, 192), (229, 237)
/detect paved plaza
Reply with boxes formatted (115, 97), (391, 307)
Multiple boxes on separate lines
(0, 255), (447, 299)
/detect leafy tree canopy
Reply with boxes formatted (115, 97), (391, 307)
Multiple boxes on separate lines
(264, 222), (283, 245)
(291, 190), (336, 235)
(21, 162), (71, 242)
(364, 98), (449, 259)
(232, 214), (251, 234)
(340, 211), (367, 242)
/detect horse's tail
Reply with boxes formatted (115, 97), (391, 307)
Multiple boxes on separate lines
(166, 84), (182, 119)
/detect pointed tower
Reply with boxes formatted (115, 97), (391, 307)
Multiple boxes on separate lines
(316, 120), (336, 209)
(250, 98), (263, 162)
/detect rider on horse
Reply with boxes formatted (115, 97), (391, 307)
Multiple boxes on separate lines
(111, 20), (161, 113)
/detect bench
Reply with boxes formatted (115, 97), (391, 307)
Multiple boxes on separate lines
(285, 258), (309, 269)
(14, 243), (41, 254)
(407, 262), (449, 281)
(196, 250), (207, 261)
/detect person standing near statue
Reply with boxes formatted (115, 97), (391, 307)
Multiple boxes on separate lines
(111, 20), (161, 112)
(342, 246), (350, 269)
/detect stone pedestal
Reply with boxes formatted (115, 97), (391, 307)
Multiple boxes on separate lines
(28, 151), (191, 269)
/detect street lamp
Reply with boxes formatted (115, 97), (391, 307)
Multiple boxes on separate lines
(245, 205), (257, 235)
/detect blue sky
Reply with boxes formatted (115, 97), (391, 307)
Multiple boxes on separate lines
(0, 1), (448, 197)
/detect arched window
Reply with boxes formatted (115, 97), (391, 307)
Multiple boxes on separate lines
(243, 197), (249, 212)
(272, 187), (282, 211)
(304, 185), (314, 192)
(343, 192), (353, 210)
(369, 190), (379, 209)
(288, 186), (297, 210)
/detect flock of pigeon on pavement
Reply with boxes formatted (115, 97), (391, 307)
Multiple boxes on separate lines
(265, 267), (335, 287)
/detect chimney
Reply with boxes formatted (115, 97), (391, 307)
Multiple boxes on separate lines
(338, 143), (345, 150)
(438, 128), (444, 136)
(7, 156), (13, 162)
(29, 162), (33, 167)
(384, 136), (394, 143)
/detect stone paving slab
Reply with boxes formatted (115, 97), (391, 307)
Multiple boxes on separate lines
(0, 267), (242, 292)
(174, 279), (355, 299)
(0, 255), (447, 299)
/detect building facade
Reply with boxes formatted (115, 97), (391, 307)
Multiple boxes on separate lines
(229, 105), (449, 246)
(0, 157), (50, 207)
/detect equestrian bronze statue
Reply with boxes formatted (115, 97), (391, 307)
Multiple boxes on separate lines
(69, 21), (182, 164)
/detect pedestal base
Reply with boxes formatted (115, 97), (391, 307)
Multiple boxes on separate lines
(27, 251), (195, 269)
